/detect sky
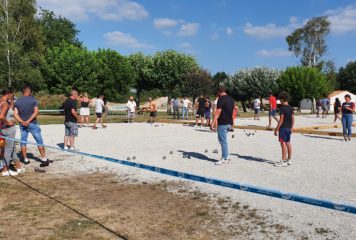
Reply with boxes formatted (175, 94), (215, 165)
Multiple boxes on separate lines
(37, 0), (356, 74)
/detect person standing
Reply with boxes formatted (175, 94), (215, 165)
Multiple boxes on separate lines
(205, 96), (212, 126)
(195, 95), (206, 127)
(181, 97), (191, 120)
(274, 91), (294, 167)
(92, 95), (107, 129)
(341, 94), (355, 141)
(172, 97), (180, 119)
(268, 93), (278, 129)
(148, 97), (157, 123)
(316, 99), (322, 118)
(126, 96), (137, 123)
(253, 96), (261, 120)
(14, 86), (51, 166)
(78, 92), (91, 128)
(333, 98), (342, 123)
(0, 89), (23, 176)
(211, 86), (235, 165)
(63, 90), (79, 150)
(321, 97), (329, 118)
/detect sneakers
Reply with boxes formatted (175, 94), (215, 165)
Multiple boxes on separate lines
(70, 147), (75, 151)
(287, 159), (292, 165)
(2, 169), (18, 176)
(215, 157), (230, 165)
(23, 158), (30, 164)
(274, 160), (288, 167)
(64, 146), (69, 150)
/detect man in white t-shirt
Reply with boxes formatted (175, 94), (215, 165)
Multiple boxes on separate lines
(92, 95), (107, 129)
(253, 96), (261, 120)
(126, 96), (137, 123)
(181, 97), (191, 120)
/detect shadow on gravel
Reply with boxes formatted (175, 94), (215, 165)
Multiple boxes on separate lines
(177, 150), (217, 162)
(57, 143), (65, 149)
(194, 129), (211, 133)
(302, 134), (343, 141)
(232, 153), (274, 165)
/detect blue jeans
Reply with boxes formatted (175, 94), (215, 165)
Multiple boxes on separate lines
(218, 124), (231, 159)
(19, 122), (44, 147)
(342, 114), (353, 137)
(182, 107), (189, 119)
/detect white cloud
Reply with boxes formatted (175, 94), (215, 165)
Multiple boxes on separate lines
(244, 17), (300, 38)
(325, 5), (356, 34)
(153, 18), (179, 29)
(104, 31), (152, 49)
(180, 42), (192, 49)
(257, 49), (292, 57)
(37, 0), (148, 21)
(226, 27), (233, 35)
(178, 23), (200, 36)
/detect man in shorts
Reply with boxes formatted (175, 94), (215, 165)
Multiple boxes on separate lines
(14, 86), (51, 166)
(126, 96), (137, 123)
(204, 96), (212, 126)
(195, 95), (206, 127)
(253, 96), (261, 120)
(63, 90), (79, 150)
(181, 96), (191, 120)
(268, 93), (278, 129)
(92, 95), (107, 129)
(149, 97), (157, 123)
(274, 91), (294, 167)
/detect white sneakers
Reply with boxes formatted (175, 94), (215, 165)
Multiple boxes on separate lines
(274, 159), (292, 167)
(215, 157), (230, 165)
(64, 146), (75, 150)
(2, 169), (18, 176)
(287, 159), (292, 165)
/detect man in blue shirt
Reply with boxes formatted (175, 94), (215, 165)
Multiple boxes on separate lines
(14, 86), (51, 166)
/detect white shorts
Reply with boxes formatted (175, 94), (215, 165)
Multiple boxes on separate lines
(80, 107), (90, 116)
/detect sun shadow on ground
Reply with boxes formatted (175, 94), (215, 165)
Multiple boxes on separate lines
(302, 134), (343, 141)
(177, 150), (217, 162)
(57, 143), (64, 149)
(231, 153), (275, 165)
(27, 153), (45, 163)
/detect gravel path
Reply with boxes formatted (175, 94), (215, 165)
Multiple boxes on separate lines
(17, 116), (356, 239)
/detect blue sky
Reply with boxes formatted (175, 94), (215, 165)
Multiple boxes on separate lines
(38, 0), (356, 74)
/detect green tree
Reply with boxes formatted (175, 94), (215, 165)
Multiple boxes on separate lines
(213, 71), (229, 90)
(286, 16), (330, 68)
(41, 43), (98, 96)
(278, 66), (331, 108)
(0, 0), (45, 89)
(182, 67), (214, 103)
(337, 61), (356, 93)
(152, 50), (198, 96)
(227, 67), (281, 112)
(38, 8), (81, 49)
(95, 49), (135, 101)
(128, 52), (155, 106)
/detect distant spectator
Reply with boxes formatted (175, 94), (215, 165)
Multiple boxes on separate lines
(341, 94), (355, 141)
(78, 92), (91, 128)
(92, 95), (107, 129)
(14, 86), (51, 166)
(172, 97), (180, 119)
(149, 97), (157, 123)
(127, 96), (137, 123)
(63, 90), (79, 150)
(321, 97), (329, 118)
(205, 96), (212, 126)
(333, 98), (342, 123)
(181, 97), (191, 120)
(268, 93), (278, 129)
(253, 96), (261, 120)
(195, 95), (206, 127)
(316, 99), (322, 118)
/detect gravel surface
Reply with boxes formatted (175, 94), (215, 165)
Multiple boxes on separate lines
(17, 116), (356, 239)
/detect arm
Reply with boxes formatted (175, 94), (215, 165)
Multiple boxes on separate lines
(71, 108), (78, 120)
(14, 107), (25, 125)
(291, 114), (295, 132)
(274, 114), (284, 136)
(24, 106), (39, 126)
(211, 108), (222, 131)
(0, 105), (14, 126)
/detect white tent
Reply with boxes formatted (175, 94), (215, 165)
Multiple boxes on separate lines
(328, 90), (356, 113)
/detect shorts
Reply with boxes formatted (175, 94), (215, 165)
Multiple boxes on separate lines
(64, 122), (78, 137)
(205, 111), (211, 119)
(279, 128), (292, 143)
(80, 107), (90, 116)
(322, 105), (327, 111)
(254, 108), (260, 114)
(269, 109), (277, 117)
(150, 111), (157, 117)
(19, 123), (44, 147)
(128, 112), (135, 119)
(196, 109), (205, 118)
(96, 112), (102, 118)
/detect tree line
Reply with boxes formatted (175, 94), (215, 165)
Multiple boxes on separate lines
(0, 0), (355, 109)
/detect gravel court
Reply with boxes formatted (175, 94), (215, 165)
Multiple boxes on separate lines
(18, 119), (356, 239)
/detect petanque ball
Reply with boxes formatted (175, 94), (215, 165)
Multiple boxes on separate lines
(127, 157), (131, 160)
(169, 151), (173, 154)
(132, 156), (136, 160)
(163, 156), (167, 160)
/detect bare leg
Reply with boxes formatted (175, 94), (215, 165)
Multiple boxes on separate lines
(38, 146), (46, 159)
(86, 116), (90, 126)
(69, 136), (75, 147)
(286, 142), (292, 160)
(201, 117), (204, 126)
(80, 115), (84, 127)
(64, 136), (69, 147)
(281, 142), (287, 160)
(21, 146), (27, 160)
(268, 116), (272, 128)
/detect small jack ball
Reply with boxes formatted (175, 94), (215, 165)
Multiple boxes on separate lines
(170, 151), (173, 154)
(132, 156), (136, 160)
(163, 156), (167, 160)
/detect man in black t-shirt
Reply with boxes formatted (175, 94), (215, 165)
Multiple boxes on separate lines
(211, 86), (235, 165)
(274, 91), (294, 167)
(195, 95), (206, 127)
(63, 90), (79, 150)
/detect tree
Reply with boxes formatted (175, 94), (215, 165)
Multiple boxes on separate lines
(0, 0), (45, 89)
(227, 67), (281, 112)
(182, 67), (214, 103)
(38, 8), (81, 49)
(41, 43), (98, 96)
(278, 66), (331, 108)
(213, 71), (229, 90)
(337, 61), (356, 93)
(95, 49), (135, 101)
(152, 50), (198, 96)
(128, 52), (155, 106)
(286, 16), (330, 68)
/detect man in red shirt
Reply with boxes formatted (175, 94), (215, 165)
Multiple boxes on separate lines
(268, 93), (279, 129)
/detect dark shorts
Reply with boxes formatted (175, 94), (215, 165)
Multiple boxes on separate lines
(205, 111), (211, 119)
(279, 128), (292, 143)
(269, 109), (277, 117)
(196, 109), (205, 118)
(150, 111), (157, 117)
(322, 105), (327, 111)
(96, 113), (102, 118)
(254, 108), (260, 114)
(64, 122), (78, 137)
